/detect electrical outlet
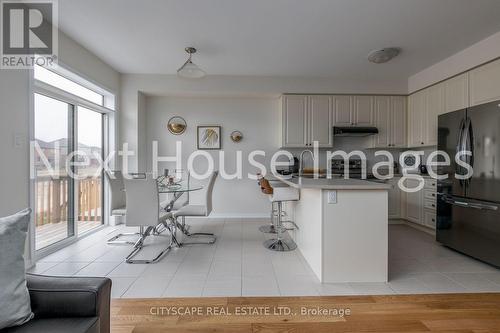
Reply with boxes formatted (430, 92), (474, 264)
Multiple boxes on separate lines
(327, 190), (337, 204)
(13, 133), (25, 148)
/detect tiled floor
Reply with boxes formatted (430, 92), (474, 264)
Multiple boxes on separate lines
(29, 219), (500, 298)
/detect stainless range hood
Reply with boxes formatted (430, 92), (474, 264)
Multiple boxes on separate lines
(333, 126), (379, 137)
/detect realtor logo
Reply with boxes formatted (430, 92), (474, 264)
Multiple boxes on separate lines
(1, 0), (58, 68)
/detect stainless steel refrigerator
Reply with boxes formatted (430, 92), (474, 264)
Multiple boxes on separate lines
(437, 100), (500, 267)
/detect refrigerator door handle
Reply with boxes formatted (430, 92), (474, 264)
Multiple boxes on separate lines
(456, 118), (466, 187)
(464, 116), (474, 170)
(440, 194), (498, 211)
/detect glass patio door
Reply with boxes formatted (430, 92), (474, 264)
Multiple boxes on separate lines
(34, 93), (75, 250)
(76, 107), (104, 233)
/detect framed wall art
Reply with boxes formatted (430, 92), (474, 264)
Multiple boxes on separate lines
(197, 125), (221, 150)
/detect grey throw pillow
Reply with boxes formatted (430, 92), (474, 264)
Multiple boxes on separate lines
(0, 208), (34, 329)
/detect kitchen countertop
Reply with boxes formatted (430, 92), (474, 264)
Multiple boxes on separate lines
(273, 175), (391, 190)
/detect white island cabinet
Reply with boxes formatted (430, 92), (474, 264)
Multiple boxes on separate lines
(277, 176), (390, 283)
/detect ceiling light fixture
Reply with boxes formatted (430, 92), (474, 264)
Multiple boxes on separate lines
(177, 47), (206, 79)
(367, 48), (401, 64)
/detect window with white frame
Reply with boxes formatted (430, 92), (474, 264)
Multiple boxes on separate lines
(32, 64), (115, 253)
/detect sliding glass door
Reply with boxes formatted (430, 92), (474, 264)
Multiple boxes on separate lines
(34, 97), (105, 251)
(34, 93), (75, 250)
(77, 107), (104, 233)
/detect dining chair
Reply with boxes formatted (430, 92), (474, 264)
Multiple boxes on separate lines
(123, 174), (176, 264)
(105, 170), (142, 245)
(173, 170), (218, 245)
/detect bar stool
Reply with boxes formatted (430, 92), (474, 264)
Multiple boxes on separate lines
(264, 186), (299, 252)
(259, 202), (278, 233)
(256, 175), (277, 234)
(257, 173), (287, 234)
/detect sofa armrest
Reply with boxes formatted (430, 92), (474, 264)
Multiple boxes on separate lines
(26, 274), (112, 333)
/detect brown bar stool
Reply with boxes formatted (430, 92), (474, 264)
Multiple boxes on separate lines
(263, 186), (299, 252)
(257, 175), (277, 234)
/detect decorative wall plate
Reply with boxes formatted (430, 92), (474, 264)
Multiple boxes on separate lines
(230, 130), (243, 142)
(167, 116), (187, 135)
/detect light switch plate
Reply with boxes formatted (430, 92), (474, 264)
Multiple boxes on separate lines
(14, 133), (25, 148)
(327, 190), (337, 204)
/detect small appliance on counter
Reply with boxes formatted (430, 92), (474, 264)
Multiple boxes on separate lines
(276, 156), (299, 176)
(331, 159), (376, 179)
(419, 164), (428, 175)
(401, 155), (420, 174)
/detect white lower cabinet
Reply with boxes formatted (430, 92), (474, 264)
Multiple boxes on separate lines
(388, 177), (403, 219)
(403, 177), (436, 229)
(423, 210), (437, 229)
(404, 178), (422, 223)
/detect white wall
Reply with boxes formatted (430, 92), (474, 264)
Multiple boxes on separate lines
(120, 74), (407, 171)
(145, 96), (281, 217)
(408, 30), (500, 93)
(137, 91), (147, 170)
(0, 70), (31, 217)
(0, 31), (120, 218)
(0, 31), (120, 264)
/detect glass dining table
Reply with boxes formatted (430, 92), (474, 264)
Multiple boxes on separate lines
(158, 181), (203, 212)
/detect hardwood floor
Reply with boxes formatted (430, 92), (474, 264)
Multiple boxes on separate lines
(111, 293), (500, 333)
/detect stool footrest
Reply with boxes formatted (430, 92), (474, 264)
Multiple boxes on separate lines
(281, 221), (299, 230)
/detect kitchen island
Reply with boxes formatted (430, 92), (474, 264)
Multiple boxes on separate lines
(275, 176), (390, 283)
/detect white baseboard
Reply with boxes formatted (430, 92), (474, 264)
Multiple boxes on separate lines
(388, 218), (406, 225)
(403, 220), (436, 236)
(207, 213), (269, 220)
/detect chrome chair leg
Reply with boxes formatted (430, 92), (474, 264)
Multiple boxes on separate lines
(176, 217), (217, 245)
(259, 202), (278, 234)
(107, 226), (144, 245)
(163, 218), (182, 247)
(263, 202), (297, 252)
(126, 226), (172, 264)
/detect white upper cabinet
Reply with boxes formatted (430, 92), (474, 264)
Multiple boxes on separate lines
(408, 90), (425, 147)
(390, 96), (407, 148)
(281, 95), (308, 148)
(374, 96), (391, 148)
(374, 96), (407, 148)
(353, 96), (374, 126)
(309, 95), (333, 147)
(333, 96), (352, 126)
(469, 58), (500, 106)
(444, 72), (469, 113)
(333, 95), (373, 127)
(281, 95), (332, 148)
(408, 84), (443, 148)
(425, 83), (444, 146)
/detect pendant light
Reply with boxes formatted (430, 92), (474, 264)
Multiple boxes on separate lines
(177, 47), (206, 79)
(367, 48), (401, 64)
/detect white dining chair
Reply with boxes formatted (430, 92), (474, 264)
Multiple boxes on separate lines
(123, 174), (176, 264)
(173, 171), (218, 245)
(106, 170), (143, 245)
